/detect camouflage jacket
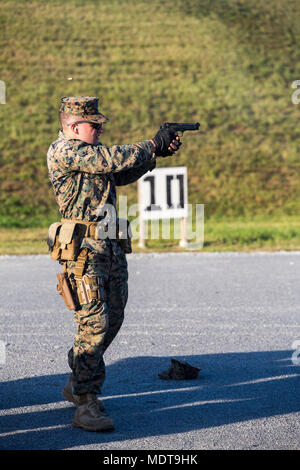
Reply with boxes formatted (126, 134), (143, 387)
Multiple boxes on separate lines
(47, 130), (156, 254)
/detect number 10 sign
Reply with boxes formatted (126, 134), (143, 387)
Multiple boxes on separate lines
(138, 166), (188, 247)
(138, 166), (188, 220)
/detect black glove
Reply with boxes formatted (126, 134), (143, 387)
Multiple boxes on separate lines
(152, 128), (176, 157)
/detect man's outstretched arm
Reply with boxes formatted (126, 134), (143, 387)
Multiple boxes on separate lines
(113, 157), (156, 186)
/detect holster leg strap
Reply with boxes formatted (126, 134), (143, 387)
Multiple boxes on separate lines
(74, 249), (88, 278)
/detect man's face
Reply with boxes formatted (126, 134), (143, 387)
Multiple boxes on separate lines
(71, 121), (104, 145)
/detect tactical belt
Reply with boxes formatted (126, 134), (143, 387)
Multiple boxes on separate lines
(60, 218), (109, 240)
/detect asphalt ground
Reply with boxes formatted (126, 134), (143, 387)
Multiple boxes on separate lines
(0, 252), (300, 450)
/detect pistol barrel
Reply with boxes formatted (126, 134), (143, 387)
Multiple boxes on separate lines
(162, 122), (200, 132)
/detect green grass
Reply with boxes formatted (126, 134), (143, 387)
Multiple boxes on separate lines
(0, 0), (299, 243)
(1, 217), (299, 255)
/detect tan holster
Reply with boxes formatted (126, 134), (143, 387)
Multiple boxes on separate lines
(75, 274), (106, 305)
(56, 272), (76, 311)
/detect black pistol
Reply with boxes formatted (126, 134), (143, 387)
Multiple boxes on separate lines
(160, 122), (200, 136)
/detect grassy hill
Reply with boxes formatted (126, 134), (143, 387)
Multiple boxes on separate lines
(0, 0), (299, 230)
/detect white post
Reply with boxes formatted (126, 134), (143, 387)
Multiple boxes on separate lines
(138, 217), (145, 248)
(0, 81), (6, 104)
(179, 216), (188, 248)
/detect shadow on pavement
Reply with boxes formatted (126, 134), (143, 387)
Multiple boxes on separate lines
(0, 349), (299, 449)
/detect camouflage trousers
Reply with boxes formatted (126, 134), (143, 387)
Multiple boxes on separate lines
(66, 249), (128, 395)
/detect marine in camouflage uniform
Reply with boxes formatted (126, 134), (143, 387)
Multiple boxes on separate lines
(47, 96), (181, 431)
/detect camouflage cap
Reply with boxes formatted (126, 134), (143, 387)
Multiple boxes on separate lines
(59, 96), (109, 123)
